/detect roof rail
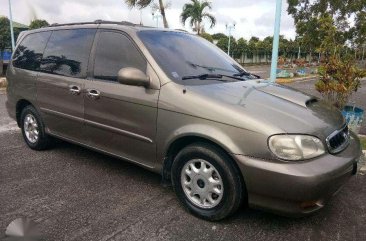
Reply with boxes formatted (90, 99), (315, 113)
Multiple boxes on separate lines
(50, 20), (137, 27)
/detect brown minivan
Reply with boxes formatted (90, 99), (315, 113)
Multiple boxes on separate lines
(6, 21), (362, 221)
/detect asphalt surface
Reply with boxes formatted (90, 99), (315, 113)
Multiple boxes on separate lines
(0, 87), (366, 241)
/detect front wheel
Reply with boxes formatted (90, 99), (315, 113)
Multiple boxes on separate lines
(172, 143), (245, 221)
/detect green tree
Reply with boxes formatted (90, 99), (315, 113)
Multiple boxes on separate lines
(216, 37), (229, 53)
(236, 38), (248, 58)
(353, 11), (366, 49)
(317, 14), (343, 55)
(247, 37), (259, 57)
(216, 37), (238, 58)
(230, 40), (238, 58)
(0, 17), (20, 75)
(287, 0), (366, 52)
(0, 17), (10, 75)
(199, 32), (213, 42)
(124, 0), (169, 28)
(29, 19), (49, 30)
(180, 0), (216, 35)
(262, 36), (273, 52)
(0, 17), (11, 54)
(211, 33), (227, 40)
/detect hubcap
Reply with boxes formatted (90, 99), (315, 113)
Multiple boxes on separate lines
(181, 159), (224, 209)
(23, 114), (39, 144)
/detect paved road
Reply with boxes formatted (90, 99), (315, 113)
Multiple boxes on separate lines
(0, 90), (366, 241)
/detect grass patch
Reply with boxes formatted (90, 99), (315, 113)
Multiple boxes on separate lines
(360, 136), (366, 150)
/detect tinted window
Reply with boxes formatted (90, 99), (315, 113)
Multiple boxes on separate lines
(12, 31), (51, 71)
(138, 31), (245, 85)
(40, 29), (96, 78)
(94, 31), (146, 81)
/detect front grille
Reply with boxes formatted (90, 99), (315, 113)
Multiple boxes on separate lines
(326, 126), (350, 154)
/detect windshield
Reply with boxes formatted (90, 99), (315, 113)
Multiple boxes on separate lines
(138, 30), (246, 84)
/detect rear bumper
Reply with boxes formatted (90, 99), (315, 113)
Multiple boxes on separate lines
(234, 133), (362, 217)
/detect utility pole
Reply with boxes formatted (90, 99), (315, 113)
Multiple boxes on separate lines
(297, 36), (303, 59)
(8, 0), (15, 51)
(140, 10), (143, 26)
(270, 0), (282, 82)
(226, 23), (235, 56)
(152, 11), (162, 28)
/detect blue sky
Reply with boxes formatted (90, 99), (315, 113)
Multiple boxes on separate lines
(0, 0), (296, 40)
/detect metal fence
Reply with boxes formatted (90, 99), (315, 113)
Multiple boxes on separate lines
(235, 51), (313, 65)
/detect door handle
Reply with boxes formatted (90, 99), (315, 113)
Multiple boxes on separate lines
(69, 85), (81, 95)
(87, 89), (100, 99)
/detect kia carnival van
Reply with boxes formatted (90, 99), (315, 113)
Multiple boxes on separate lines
(6, 21), (362, 221)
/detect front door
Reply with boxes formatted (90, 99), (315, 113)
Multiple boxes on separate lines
(84, 30), (160, 168)
(37, 28), (96, 142)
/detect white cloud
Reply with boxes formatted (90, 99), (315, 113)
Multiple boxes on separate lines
(0, 0), (296, 40)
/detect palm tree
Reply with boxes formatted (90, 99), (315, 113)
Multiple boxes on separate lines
(124, 0), (169, 28)
(180, 0), (216, 35)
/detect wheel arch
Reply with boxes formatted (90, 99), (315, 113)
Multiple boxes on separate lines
(161, 134), (244, 186)
(16, 99), (34, 126)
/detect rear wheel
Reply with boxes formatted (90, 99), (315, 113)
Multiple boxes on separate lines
(172, 142), (245, 221)
(20, 105), (51, 150)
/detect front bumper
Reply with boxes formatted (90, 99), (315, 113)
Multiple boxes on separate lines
(234, 132), (362, 217)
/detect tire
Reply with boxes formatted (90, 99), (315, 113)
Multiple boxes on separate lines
(172, 142), (245, 221)
(20, 105), (51, 150)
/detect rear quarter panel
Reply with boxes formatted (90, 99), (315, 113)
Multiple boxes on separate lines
(6, 64), (38, 120)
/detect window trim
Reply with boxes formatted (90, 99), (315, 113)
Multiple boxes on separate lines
(38, 28), (97, 79)
(88, 29), (148, 83)
(11, 31), (52, 72)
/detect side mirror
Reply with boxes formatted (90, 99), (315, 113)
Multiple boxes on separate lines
(117, 67), (150, 87)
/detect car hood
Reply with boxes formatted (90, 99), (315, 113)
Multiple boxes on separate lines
(184, 80), (345, 139)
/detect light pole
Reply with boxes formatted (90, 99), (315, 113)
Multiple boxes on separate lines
(270, 0), (283, 82)
(226, 23), (235, 56)
(297, 36), (303, 59)
(152, 11), (162, 28)
(8, 0), (15, 51)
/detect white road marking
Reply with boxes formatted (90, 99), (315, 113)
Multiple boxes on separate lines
(0, 122), (19, 133)
(359, 151), (366, 175)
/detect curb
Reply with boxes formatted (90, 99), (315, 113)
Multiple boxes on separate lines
(360, 151), (366, 174)
(0, 78), (7, 89)
(276, 76), (317, 84)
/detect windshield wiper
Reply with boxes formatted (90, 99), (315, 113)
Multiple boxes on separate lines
(182, 74), (224, 81)
(182, 73), (244, 81)
(186, 61), (237, 74)
(233, 71), (261, 79)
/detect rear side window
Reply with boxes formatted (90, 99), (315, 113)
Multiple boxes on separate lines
(12, 31), (51, 71)
(93, 31), (146, 81)
(40, 29), (96, 78)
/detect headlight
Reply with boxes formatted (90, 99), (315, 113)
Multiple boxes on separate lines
(268, 135), (325, 161)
